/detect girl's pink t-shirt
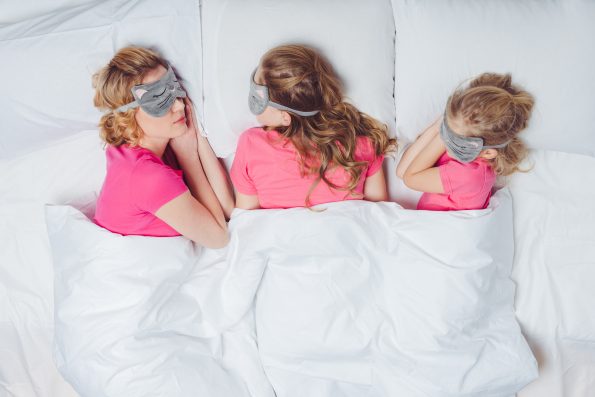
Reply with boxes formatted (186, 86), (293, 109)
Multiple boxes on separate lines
(94, 145), (188, 236)
(231, 127), (384, 209)
(417, 152), (496, 211)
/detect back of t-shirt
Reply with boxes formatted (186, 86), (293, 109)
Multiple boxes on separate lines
(417, 152), (496, 211)
(230, 127), (383, 209)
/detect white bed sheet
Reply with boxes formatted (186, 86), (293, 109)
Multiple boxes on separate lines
(509, 150), (595, 397)
(0, 132), (104, 397)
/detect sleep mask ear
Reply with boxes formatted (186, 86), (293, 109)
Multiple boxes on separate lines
(115, 65), (187, 117)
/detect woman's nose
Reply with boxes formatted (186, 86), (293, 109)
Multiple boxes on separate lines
(172, 97), (185, 113)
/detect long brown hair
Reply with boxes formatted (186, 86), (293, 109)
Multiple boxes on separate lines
(447, 73), (534, 176)
(93, 46), (168, 146)
(259, 45), (396, 204)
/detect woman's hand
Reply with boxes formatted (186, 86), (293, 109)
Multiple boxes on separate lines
(182, 97), (235, 219)
(169, 99), (199, 160)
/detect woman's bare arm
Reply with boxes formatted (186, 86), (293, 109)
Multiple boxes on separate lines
(186, 99), (235, 219)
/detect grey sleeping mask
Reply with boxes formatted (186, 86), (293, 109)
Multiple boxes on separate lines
(115, 65), (186, 117)
(440, 113), (510, 163)
(249, 69), (320, 117)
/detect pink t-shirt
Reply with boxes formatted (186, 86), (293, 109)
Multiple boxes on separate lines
(94, 145), (188, 236)
(231, 127), (384, 209)
(417, 152), (496, 211)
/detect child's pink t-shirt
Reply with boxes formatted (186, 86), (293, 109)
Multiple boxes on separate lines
(417, 152), (496, 211)
(230, 127), (384, 209)
(94, 145), (188, 236)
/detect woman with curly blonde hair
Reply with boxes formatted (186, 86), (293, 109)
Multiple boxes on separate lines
(93, 46), (233, 248)
(231, 44), (396, 209)
(396, 72), (534, 211)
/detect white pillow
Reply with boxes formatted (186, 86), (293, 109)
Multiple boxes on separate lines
(201, 0), (397, 157)
(0, 0), (202, 160)
(391, 0), (595, 156)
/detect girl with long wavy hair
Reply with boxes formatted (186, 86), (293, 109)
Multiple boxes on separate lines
(231, 44), (396, 209)
(396, 72), (534, 211)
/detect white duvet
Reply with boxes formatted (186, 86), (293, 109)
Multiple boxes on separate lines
(46, 190), (536, 397)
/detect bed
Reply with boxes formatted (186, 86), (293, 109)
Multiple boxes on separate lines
(1, 0), (594, 396)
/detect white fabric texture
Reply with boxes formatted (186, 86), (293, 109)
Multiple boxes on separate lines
(45, 191), (537, 397)
(509, 150), (595, 397)
(1, 1), (594, 396)
(248, 192), (536, 396)
(391, 0), (595, 156)
(0, 0), (97, 25)
(0, 0), (202, 160)
(200, 0), (397, 157)
(46, 206), (274, 397)
(0, 131), (105, 397)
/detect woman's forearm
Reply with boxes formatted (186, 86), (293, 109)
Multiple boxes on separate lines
(197, 136), (235, 219)
(177, 152), (227, 229)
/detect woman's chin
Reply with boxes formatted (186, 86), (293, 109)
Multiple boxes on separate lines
(174, 125), (189, 136)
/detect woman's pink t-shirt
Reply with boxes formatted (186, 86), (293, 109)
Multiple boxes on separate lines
(417, 152), (496, 211)
(230, 127), (384, 209)
(94, 145), (188, 236)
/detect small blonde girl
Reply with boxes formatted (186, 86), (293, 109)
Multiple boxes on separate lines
(231, 44), (396, 209)
(396, 73), (534, 211)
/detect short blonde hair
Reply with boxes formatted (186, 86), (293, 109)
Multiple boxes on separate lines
(92, 46), (168, 146)
(447, 73), (534, 176)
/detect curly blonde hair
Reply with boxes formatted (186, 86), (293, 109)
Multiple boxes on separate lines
(93, 46), (168, 146)
(260, 44), (396, 205)
(447, 73), (534, 176)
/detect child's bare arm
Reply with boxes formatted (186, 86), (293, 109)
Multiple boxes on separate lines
(363, 167), (388, 202)
(396, 117), (441, 179)
(402, 134), (445, 194)
(235, 191), (261, 210)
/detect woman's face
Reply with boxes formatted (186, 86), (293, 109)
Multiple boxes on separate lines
(135, 65), (188, 142)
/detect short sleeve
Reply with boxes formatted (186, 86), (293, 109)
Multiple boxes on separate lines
(356, 137), (384, 177)
(366, 154), (384, 177)
(230, 132), (258, 195)
(438, 160), (487, 196)
(130, 157), (188, 214)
